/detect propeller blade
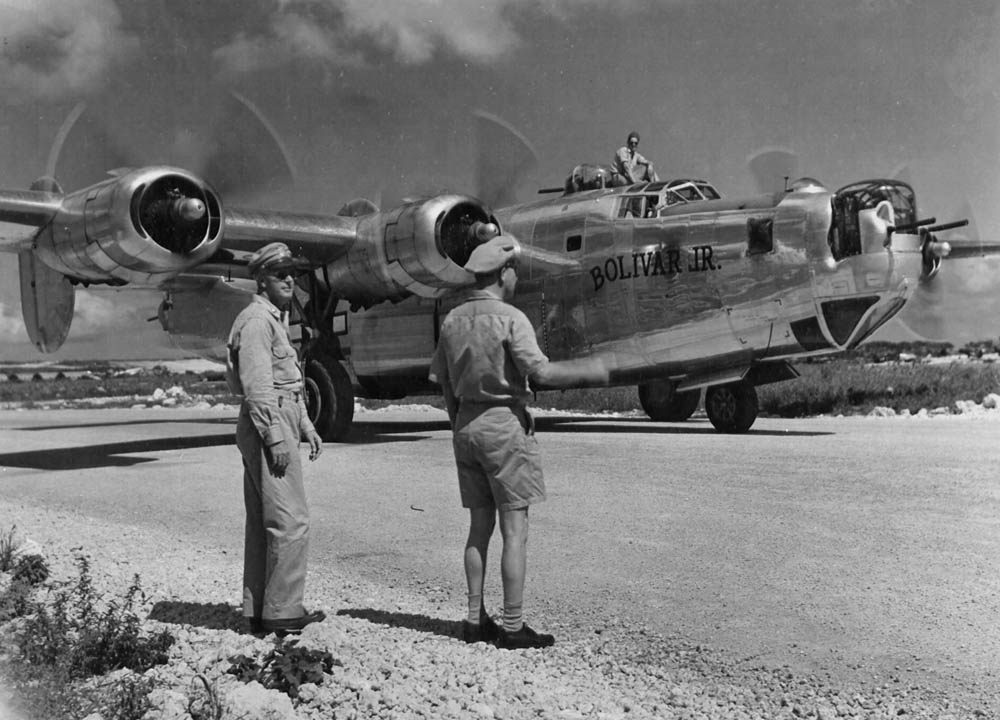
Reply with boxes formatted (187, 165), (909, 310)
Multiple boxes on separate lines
(47, 102), (133, 190)
(473, 110), (538, 209)
(46, 92), (296, 201)
(889, 163), (914, 187)
(746, 146), (798, 195)
(197, 92), (298, 201)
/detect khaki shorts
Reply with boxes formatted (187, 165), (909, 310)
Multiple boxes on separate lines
(452, 406), (545, 511)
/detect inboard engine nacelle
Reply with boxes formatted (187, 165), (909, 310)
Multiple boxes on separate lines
(33, 167), (223, 285)
(325, 194), (498, 309)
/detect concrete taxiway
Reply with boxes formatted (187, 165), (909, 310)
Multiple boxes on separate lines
(1, 406), (998, 710)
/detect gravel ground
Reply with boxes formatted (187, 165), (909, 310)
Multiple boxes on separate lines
(1, 495), (994, 720)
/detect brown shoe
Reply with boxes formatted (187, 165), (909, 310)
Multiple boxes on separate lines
(260, 610), (326, 636)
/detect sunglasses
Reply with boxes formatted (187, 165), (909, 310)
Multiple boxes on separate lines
(267, 269), (296, 280)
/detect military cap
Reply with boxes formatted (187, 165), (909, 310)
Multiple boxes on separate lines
(464, 237), (521, 275)
(248, 242), (297, 277)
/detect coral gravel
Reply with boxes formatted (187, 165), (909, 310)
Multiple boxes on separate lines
(0, 499), (993, 720)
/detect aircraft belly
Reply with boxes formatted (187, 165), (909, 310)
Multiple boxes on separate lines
(349, 296), (436, 378)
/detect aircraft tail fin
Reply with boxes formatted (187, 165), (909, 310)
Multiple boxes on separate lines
(19, 249), (75, 353)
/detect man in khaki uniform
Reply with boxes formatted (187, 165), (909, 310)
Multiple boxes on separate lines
(613, 130), (658, 184)
(429, 236), (608, 649)
(227, 242), (325, 636)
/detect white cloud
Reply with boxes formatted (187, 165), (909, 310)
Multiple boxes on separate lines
(0, 301), (27, 341)
(214, 0), (640, 75)
(0, 0), (139, 99)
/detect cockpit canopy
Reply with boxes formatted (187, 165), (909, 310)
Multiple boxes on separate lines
(616, 179), (723, 218)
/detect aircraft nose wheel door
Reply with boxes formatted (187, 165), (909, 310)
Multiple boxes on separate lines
(704, 381), (758, 433)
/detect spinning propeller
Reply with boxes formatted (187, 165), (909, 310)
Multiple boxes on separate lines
(45, 91), (297, 203)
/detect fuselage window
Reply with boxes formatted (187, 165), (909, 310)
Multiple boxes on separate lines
(566, 234), (582, 252)
(747, 217), (774, 255)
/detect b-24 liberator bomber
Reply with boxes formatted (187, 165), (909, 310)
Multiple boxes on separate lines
(0, 117), (990, 439)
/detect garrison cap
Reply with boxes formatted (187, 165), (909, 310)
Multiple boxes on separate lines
(464, 237), (521, 275)
(248, 242), (297, 277)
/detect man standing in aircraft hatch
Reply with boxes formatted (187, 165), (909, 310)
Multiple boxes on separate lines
(226, 241), (325, 636)
(614, 130), (658, 184)
(429, 236), (609, 650)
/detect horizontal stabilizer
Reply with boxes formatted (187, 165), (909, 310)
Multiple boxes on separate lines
(19, 249), (75, 353)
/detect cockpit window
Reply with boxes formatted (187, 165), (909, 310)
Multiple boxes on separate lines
(696, 183), (721, 200)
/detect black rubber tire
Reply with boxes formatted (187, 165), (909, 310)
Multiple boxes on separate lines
(638, 380), (701, 422)
(704, 381), (758, 433)
(304, 358), (355, 442)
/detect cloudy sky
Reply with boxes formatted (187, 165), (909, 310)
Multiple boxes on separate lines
(0, 0), (997, 360)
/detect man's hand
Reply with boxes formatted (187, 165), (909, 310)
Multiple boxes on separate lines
(266, 440), (291, 477)
(305, 429), (324, 461)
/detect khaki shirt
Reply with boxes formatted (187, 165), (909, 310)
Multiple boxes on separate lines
(429, 290), (548, 407)
(226, 294), (315, 445)
(614, 145), (652, 184)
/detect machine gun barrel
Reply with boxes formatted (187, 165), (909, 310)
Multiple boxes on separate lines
(924, 219), (968, 233)
(888, 217), (936, 235)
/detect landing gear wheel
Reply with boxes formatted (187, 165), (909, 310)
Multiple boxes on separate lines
(705, 381), (758, 433)
(304, 358), (355, 442)
(638, 380), (701, 422)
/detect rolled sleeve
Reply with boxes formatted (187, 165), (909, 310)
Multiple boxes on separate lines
(508, 312), (548, 378)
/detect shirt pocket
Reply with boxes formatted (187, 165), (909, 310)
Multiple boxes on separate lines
(271, 341), (301, 385)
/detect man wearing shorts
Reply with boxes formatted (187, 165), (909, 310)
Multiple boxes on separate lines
(429, 236), (608, 649)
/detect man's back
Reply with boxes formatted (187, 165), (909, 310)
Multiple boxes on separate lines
(433, 291), (547, 407)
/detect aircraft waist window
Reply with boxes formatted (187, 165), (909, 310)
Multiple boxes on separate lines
(747, 217), (774, 254)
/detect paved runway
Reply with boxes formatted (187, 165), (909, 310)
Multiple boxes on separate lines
(2, 406), (998, 706)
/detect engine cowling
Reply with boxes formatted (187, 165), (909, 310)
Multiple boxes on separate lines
(32, 166), (223, 285)
(324, 194), (497, 309)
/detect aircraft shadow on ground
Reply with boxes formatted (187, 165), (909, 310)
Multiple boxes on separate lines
(337, 608), (461, 642)
(22, 417), (235, 432)
(0, 434), (234, 470)
(148, 600), (246, 632)
(347, 415), (831, 442)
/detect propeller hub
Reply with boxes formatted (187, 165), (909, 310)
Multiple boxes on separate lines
(174, 197), (206, 222)
(473, 221), (500, 242)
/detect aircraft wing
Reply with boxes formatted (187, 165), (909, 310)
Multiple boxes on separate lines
(220, 207), (358, 266)
(0, 189), (64, 251)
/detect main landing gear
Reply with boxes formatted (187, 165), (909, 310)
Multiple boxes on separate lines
(638, 378), (759, 433)
(704, 381), (758, 433)
(303, 356), (355, 442)
(637, 380), (701, 422)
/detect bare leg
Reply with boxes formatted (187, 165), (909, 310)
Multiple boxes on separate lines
(498, 507), (529, 632)
(465, 506), (496, 622)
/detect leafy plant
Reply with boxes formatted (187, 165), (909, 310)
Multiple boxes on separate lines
(227, 639), (340, 698)
(12, 553), (50, 586)
(105, 674), (155, 720)
(16, 555), (174, 678)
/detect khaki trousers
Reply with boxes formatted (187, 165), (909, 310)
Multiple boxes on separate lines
(236, 397), (309, 620)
